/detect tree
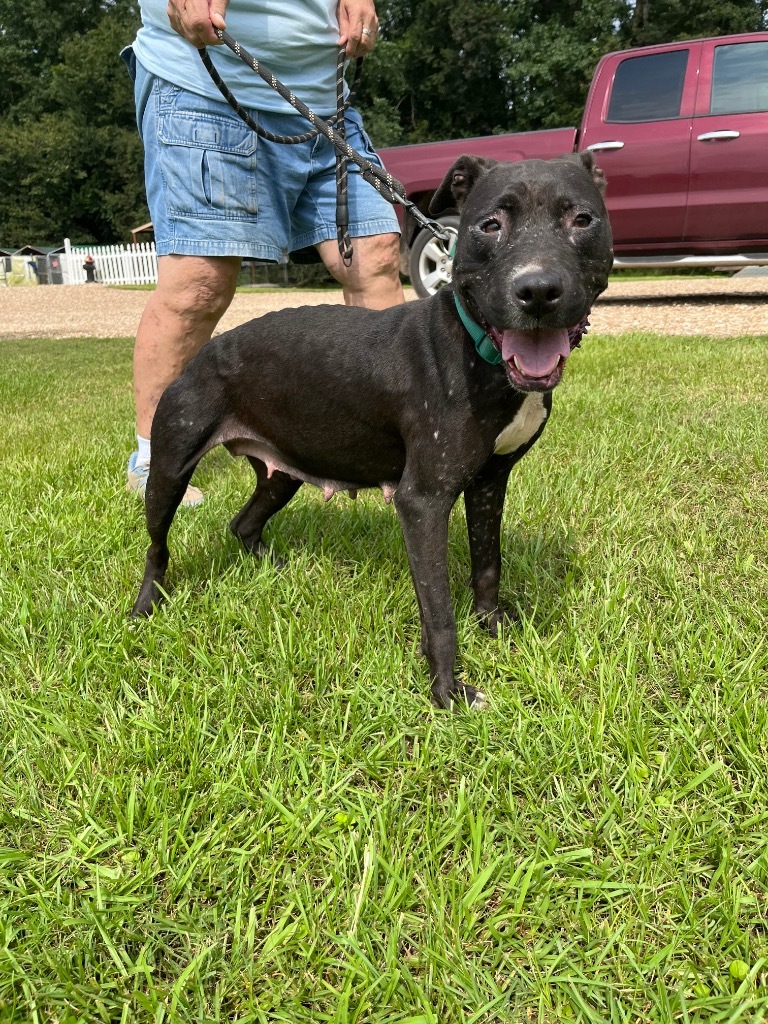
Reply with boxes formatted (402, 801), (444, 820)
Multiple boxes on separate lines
(0, 0), (144, 247)
(0, 0), (122, 115)
(627, 0), (768, 46)
(357, 0), (518, 145)
(502, 0), (630, 132)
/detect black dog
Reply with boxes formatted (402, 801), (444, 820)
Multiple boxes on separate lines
(132, 152), (613, 710)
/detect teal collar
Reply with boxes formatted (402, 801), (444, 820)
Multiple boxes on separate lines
(452, 292), (502, 365)
(449, 242), (501, 365)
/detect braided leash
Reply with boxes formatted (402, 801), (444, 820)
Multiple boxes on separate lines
(198, 38), (361, 145)
(198, 30), (450, 263)
(333, 46), (353, 263)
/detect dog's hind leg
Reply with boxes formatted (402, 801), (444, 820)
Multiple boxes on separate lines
(131, 459), (197, 617)
(230, 457), (302, 556)
(131, 382), (221, 618)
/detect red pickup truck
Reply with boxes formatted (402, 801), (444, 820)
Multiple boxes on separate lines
(378, 32), (768, 295)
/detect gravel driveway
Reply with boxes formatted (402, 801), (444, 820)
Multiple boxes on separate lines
(1, 276), (767, 340)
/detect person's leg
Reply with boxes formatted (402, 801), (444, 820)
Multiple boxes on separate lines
(128, 254), (241, 506)
(126, 60), (289, 505)
(316, 232), (404, 308)
(288, 106), (404, 310)
(134, 254), (242, 438)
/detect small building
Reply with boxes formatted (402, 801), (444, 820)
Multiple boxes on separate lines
(11, 245), (66, 284)
(0, 248), (12, 282)
(131, 222), (154, 245)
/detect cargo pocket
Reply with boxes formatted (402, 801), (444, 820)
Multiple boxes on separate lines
(344, 108), (384, 172)
(157, 98), (259, 220)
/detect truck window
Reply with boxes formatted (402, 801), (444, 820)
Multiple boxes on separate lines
(606, 50), (688, 122)
(711, 42), (768, 114)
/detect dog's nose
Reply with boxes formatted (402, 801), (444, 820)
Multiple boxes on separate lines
(513, 270), (564, 318)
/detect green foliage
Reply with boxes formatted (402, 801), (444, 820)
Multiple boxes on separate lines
(358, 0), (517, 145)
(0, 0), (144, 248)
(502, 0), (631, 132)
(627, 0), (768, 47)
(0, 0), (110, 115)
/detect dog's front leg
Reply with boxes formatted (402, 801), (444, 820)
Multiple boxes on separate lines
(464, 456), (515, 637)
(395, 482), (483, 710)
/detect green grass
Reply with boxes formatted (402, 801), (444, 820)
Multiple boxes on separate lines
(2, 331), (768, 1023)
(608, 269), (733, 280)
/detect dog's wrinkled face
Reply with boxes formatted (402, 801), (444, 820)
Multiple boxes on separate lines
(430, 152), (614, 392)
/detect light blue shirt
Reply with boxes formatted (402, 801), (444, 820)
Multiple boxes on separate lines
(132, 1), (345, 115)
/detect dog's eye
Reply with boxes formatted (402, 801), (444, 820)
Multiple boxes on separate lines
(573, 212), (593, 228)
(480, 218), (502, 235)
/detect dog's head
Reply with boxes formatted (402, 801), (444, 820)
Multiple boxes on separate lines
(430, 151), (613, 392)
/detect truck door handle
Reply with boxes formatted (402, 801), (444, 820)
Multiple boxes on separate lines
(586, 141), (625, 152)
(697, 130), (741, 141)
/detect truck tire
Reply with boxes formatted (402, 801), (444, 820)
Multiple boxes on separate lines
(407, 214), (459, 297)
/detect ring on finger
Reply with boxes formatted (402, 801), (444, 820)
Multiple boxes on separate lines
(361, 27), (373, 37)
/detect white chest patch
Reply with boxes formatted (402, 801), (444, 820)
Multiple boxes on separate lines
(493, 393), (548, 455)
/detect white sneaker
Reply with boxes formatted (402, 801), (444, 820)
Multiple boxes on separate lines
(126, 452), (204, 507)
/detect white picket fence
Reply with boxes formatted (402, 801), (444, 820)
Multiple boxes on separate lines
(62, 237), (158, 285)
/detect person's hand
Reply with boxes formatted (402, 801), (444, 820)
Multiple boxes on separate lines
(167, 0), (229, 48)
(338, 0), (379, 58)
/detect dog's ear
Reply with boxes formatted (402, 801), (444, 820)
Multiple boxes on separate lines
(429, 155), (498, 214)
(578, 150), (607, 194)
(562, 150), (607, 194)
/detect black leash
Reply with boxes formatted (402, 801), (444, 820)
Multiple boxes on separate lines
(198, 30), (450, 264)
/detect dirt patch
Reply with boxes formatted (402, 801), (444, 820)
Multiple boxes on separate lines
(1, 276), (767, 341)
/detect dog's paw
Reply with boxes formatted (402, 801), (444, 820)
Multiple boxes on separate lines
(456, 688), (487, 712)
(477, 606), (518, 638)
(464, 686), (487, 711)
(432, 682), (488, 711)
(236, 535), (286, 569)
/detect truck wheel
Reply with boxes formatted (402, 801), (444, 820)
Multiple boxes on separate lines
(407, 214), (459, 297)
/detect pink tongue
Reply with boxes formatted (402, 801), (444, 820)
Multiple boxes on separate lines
(500, 329), (571, 379)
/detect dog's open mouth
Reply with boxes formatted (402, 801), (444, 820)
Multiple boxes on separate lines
(488, 325), (585, 391)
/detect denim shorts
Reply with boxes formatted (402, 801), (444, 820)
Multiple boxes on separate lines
(128, 52), (400, 260)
